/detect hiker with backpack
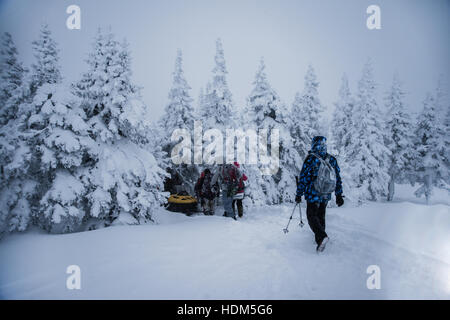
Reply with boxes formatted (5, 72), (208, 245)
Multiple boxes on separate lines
(211, 163), (242, 220)
(231, 162), (249, 218)
(194, 168), (219, 215)
(296, 136), (344, 252)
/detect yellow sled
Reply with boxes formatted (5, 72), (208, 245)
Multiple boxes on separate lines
(166, 194), (198, 215)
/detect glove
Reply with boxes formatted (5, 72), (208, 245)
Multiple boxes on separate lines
(336, 194), (344, 207)
(295, 195), (302, 203)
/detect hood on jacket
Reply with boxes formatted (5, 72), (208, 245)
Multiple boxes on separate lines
(310, 136), (327, 157)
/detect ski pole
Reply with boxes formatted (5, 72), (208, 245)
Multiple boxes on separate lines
(294, 174), (304, 228)
(299, 203), (304, 228)
(283, 203), (298, 234)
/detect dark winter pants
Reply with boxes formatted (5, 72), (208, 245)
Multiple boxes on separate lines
(306, 201), (328, 245)
(232, 199), (243, 217)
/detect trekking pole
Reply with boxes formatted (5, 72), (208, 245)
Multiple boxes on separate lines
(294, 174), (304, 228)
(298, 204), (304, 228)
(283, 203), (298, 234)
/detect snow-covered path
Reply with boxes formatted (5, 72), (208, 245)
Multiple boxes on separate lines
(0, 201), (449, 299)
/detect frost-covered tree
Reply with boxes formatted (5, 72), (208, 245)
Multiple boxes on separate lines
(0, 32), (28, 125)
(278, 131), (301, 203)
(330, 74), (354, 157)
(412, 93), (447, 204)
(160, 50), (194, 134)
(30, 24), (61, 93)
(384, 74), (415, 201)
(444, 107), (450, 185)
(2, 25), (97, 234)
(245, 59), (299, 204)
(74, 29), (166, 225)
(1, 26), (71, 235)
(290, 64), (325, 160)
(158, 49), (197, 192)
(0, 130), (32, 236)
(200, 38), (235, 131)
(329, 74), (355, 202)
(0, 31), (29, 195)
(27, 84), (94, 233)
(434, 76), (450, 186)
(197, 87), (205, 112)
(244, 59), (277, 204)
(74, 33), (144, 143)
(344, 59), (390, 201)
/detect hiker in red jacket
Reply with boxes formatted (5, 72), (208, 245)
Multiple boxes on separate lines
(231, 162), (248, 218)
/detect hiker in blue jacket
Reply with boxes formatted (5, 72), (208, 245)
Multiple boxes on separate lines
(296, 136), (344, 252)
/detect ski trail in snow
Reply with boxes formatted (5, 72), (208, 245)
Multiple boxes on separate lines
(0, 203), (449, 299)
(240, 204), (450, 299)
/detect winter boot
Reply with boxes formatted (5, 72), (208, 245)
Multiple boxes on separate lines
(316, 237), (329, 252)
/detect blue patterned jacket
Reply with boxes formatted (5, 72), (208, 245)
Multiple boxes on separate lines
(296, 138), (343, 203)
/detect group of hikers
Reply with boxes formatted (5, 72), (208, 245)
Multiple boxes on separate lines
(194, 161), (248, 220)
(166, 135), (345, 252)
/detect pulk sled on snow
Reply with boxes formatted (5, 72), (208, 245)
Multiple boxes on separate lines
(283, 176), (304, 234)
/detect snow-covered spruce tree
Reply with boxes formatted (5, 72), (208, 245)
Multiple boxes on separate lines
(0, 27), (59, 236)
(158, 49), (197, 191)
(0, 25), (91, 235)
(199, 38), (235, 131)
(29, 84), (95, 233)
(197, 84), (208, 119)
(197, 87), (205, 114)
(0, 32), (30, 201)
(14, 24), (96, 234)
(244, 59), (275, 205)
(146, 120), (170, 174)
(329, 74), (355, 202)
(197, 38), (236, 189)
(245, 59), (299, 204)
(0, 31), (29, 195)
(345, 59), (390, 201)
(290, 64), (325, 161)
(330, 74), (354, 157)
(444, 107), (450, 185)
(384, 74), (415, 201)
(0, 114), (32, 237)
(0, 32), (28, 125)
(412, 93), (447, 204)
(435, 76), (450, 186)
(30, 24), (61, 94)
(74, 29), (166, 226)
(278, 125), (301, 203)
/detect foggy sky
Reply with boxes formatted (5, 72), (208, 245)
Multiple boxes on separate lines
(0, 0), (449, 121)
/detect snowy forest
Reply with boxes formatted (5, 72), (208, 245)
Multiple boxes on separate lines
(0, 25), (448, 237)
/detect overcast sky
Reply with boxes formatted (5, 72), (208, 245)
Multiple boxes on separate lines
(1, 0), (449, 121)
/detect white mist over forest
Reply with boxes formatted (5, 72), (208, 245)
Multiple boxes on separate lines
(0, 0), (449, 120)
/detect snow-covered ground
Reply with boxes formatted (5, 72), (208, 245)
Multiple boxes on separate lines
(0, 185), (449, 300)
